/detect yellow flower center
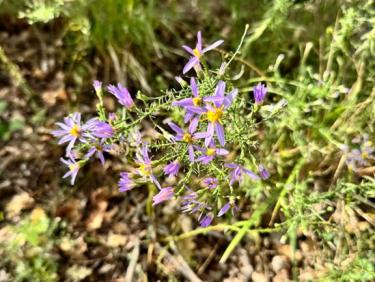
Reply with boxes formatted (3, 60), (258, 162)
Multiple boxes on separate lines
(207, 107), (224, 123)
(192, 97), (202, 106)
(193, 48), (201, 58)
(69, 164), (78, 171)
(206, 148), (216, 156)
(138, 163), (151, 176)
(69, 124), (81, 137)
(361, 152), (368, 159)
(183, 133), (193, 144)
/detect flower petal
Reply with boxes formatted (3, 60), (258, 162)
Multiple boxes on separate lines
(172, 98), (194, 107)
(218, 202), (230, 217)
(189, 117), (199, 133)
(202, 39), (224, 53)
(196, 31), (202, 52)
(168, 122), (184, 135)
(188, 145), (195, 162)
(185, 106), (206, 114)
(183, 57), (199, 74)
(224, 88), (238, 108)
(190, 77), (198, 97)
(243, 168), (260, 180)
(205, 123), (214, 147)
(216, 148), (229, 155)
(193, 131), (210, 139)
(182, 45), (194, 55)
(215, 123), (225, 146)
(215, 80), (226, 98)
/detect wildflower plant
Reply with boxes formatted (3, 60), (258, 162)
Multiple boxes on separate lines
(52, 30), (273, 229)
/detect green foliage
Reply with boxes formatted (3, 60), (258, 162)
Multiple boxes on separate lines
(0, 0), (374, 280)
(17, 0), (65, 24)
(0, 101), (25, 140)
(320, 257), (375, 282)
(0, 209), (59, 282)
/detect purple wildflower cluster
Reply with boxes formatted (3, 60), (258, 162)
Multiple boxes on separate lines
(341, 134), (374, 171)
(53, 31), (271, 227)
(157, 32), (270, 226)
(52, 82), (136, 184)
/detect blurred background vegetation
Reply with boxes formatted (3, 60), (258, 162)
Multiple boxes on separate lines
(0, 0), (374, 281)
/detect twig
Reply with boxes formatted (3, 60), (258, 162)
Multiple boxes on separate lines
(198, 242), (219, 276)
(160, 241), (202, 282)
(330, 155), (346, 188)
(125, 239), (140, 282)
(164, 224), (280, 242)
(225, 24), (249, 69)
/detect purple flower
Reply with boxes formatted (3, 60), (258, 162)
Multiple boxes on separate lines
(164, 161), (180, 177)
(52, 112), (89, 154)
(152, 187), (174, 206)
(107, 83), (134, 108)
(258, 165), (270, 180)
(134, 144), (161, 189)
(168, 118), (202, 162)
(218, 202), (230, 217)
(86, 118), (114, 139)
(218, 200), (239, 217)
(196, 144), (229, 164)
(85, 141), (112, 165)
(199, 214), (213, 227)
(181, 188), (204, 214)
(343, 138), (374, 170)
(202, 177), (218, 189)
(182, 31), (224, 74)
(225, 163), (259, 185)
(93, 80), (102, 92)
(341, 134), (375, 171)
(253, 83), (267, 104)
(60, 157), (80, 185)
(199, 80), (237, 146)
(172, 77), (206, 123)
(118, 172), (135, 192)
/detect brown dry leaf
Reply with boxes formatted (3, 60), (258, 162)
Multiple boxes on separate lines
(90, 186), (111, 203)
(104, 206), (118, 222)
(112, 222), (128, 233)
(0, 270), (10, 282)
(86, 187), (110, 231)
(271, 255), (289, 273)
(59, 236), (87, 258)
(56, 198), (84, 224)
(66, 265), (92, 281)
(86, 209), (105, 231)
(272, 269), (289, 282)
(277, 244), (302, 261)
(98, 263), (116, 274)
(251, 271), (268, 282)
(106, 232), (127, 247)
(300, 266), (318, 281)
(5, 192), (34, 218)
(0, 226), (14, 244)
(42, 88), (67, 106)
